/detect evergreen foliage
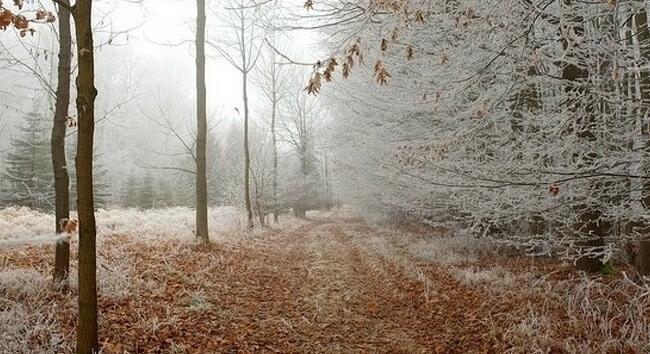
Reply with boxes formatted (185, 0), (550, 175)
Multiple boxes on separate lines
(1, 110), (53, 211)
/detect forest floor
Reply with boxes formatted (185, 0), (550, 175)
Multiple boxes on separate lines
(1, 211), (649, 353)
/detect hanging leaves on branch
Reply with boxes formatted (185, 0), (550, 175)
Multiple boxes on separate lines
(305, 71), (322, 95)
(303, 0), (426, 95)
(374, 60), (390, 85)
(0, 0), (56, 34)
(323, 57), (337, 82)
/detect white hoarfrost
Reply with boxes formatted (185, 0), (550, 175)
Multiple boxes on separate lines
(0, 206), (243, 243)
(0, 207), (55, 243)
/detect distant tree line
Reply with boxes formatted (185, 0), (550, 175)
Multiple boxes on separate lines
(0, 104), (334, 218)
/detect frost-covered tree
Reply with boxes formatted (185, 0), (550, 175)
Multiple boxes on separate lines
(2, 110), (53, 211)
(67, 148), (110, 209)
(195, 0), (210, 243)
(120, 174), (140, 208)
(208, 0), (265, 228)
(308, 0), (650, 274)
(218, 120), (246, 206)
(280, 88), (324, 217)
(137, 173), (156, 209)
(255, 34), (291, 223)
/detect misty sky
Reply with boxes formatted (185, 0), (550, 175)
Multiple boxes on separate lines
(104, 0), (320, 114)
(0, 0), (327, 198)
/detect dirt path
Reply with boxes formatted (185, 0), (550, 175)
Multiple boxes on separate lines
(4, 216), (649, 353)
(101, 218), (498, 354)
(2, 218), (503, 353)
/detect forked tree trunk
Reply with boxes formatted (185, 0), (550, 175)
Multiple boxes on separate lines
(195, 0), (209, 243)
(73, 0), (99, 352)
(52, 0), (72, 291)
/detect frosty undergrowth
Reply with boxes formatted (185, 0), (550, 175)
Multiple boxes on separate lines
(0, 206), (243, 243)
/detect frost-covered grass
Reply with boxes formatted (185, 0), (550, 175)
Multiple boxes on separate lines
(449, 265), (527, 287)
(379, 223), (650, 353)
(0, 206), (309, 353)
(406, 236), (498, 266)
(0, 269), (50, 301)
(0, 207), (55, 243)
(305, 206), (359, 221)
(0, 206), (247, 243)
(500, 275), (650, 353)
(0, 268), (73, 354)
(0, 302), (71, 354)
(2, 207), (648, 353)
(96, 206), (242, 240)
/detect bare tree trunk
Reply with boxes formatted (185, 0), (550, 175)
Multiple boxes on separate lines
(195, 0), (209, 243)
(271, 86), (279, 223)
(635, 6), (650, 275)
(53, 237), (70, 292)
(295, 144), (308, 218)
(510, 65), (543, 236)
(255, 190), (265, 227)
(556, 2), (607, 272)
(243, 70), (254, 229)
(73, 0), (99, 352)
(323, 150), (331, 211)
(636, 239), (650, 275)
(52, 0), (72, 290)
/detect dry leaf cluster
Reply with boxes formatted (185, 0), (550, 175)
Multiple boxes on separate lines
(0, 0), (55, 35)
(304, 0), (426, 95)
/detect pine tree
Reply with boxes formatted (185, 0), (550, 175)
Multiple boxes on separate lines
(68, 149), (111, 209)
(174, 154), (197, 207)
(2, 110), (54, 211)
(207, 130), (224, 205)
(220, 121), (245, 206)
(120, 174), (140, 208)
(92, 154), (111, 208)
(154, 176), (175, 208)
(138, 173), (156, 209)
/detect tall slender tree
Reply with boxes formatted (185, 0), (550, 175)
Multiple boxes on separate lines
(51, 0), (100, 351)
(208, 0), (264, 229)
(52, 0), (72, 232)
(281, 89), (322, 217)
(256, 36), (288, 223)
(51, 0), (73, 289)
(633, 5), (650, 276)
(195, 0), (210, 242)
